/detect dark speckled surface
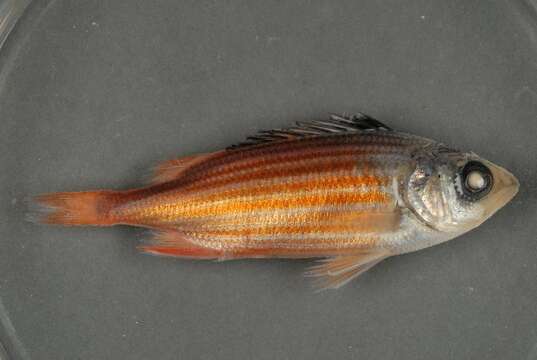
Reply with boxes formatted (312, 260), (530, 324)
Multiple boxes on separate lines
(0, 0), (536, 359)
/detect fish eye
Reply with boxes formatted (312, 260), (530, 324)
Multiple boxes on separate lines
(466, 171), (485, 191)
(459, 161), (493, 200)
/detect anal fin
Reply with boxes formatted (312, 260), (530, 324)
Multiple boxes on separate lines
(138, 230), (223, 259)
(305, 251), (390, 291)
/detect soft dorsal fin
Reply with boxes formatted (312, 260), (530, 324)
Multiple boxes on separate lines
(228, 113), (392, 149)
(150, 151), (224, 184)
(304, 250), (390, 291)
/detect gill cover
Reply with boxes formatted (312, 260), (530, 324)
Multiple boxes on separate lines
(404, 153), (453, 231)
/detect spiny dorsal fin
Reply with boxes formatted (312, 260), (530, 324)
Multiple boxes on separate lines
(228, 113), (392, 150)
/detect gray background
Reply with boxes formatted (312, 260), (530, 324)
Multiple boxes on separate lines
(1, 0), (536, 359)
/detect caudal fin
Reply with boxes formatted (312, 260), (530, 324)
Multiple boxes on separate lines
(27, 191), (118, 226)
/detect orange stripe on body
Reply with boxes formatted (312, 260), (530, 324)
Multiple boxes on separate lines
(186, 205), (395, 228)
(160, 190), (390, 219)
(178, 174), (389, 204)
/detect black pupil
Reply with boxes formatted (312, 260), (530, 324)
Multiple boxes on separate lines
(461, 161), (493, 199)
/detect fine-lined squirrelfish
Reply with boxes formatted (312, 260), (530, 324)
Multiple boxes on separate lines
(31, 114), (519, 289)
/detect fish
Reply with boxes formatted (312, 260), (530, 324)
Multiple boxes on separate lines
(29, 113), (519, 290)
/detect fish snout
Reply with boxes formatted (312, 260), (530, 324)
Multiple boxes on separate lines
(481, 162), (520, 215)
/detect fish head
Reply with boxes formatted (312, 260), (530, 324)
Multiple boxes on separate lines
(404, 147), (519, 235)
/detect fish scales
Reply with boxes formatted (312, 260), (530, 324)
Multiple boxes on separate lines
(109, 132), (415, 252)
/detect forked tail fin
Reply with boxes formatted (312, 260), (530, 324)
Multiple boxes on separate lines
(27, 190), (119, 226)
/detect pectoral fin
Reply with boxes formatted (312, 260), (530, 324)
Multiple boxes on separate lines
(304, 251), (390, 291)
